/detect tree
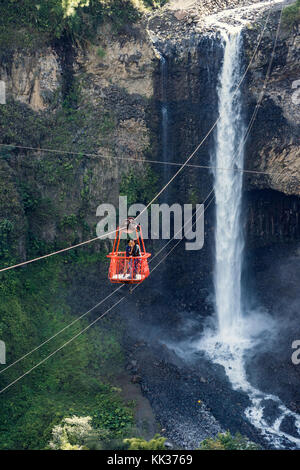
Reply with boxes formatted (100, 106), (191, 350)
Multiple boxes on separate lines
(49, 415), (94, 450)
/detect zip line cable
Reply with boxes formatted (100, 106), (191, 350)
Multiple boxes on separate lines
(0, 191), (214, 394)
(0, 296), (126, 395)
(0, 3), (275, 176)
(0, 284), (124, 375)
(0, 5), (275, 274)
(0, 143), (290, 177)
(0, 3), (281, 387)
(0, 3), (283, 384)
(243, 5), (284, 146)
(0, 187), (215, 378)
(0, 227), (125, 273)
(0, 17), (284, 380)
(136, 2), (282, 222)
(117, 6), (275, 222)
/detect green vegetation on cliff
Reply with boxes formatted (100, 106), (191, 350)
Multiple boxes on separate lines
(0, 0), (162, 451)
(120, 166), (158, 206)
(283, 0), (300, 30)
(0, 253), (134, 449)
(0, 0), (168, 47)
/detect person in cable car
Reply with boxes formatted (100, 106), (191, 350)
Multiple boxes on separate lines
(132, 239), (141, 279)
(124, 239), (134, 276)
(107, 220), (150, 285)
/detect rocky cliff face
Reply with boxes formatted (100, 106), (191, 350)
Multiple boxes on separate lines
(143, 1), (300, 311)
(0, 23), (158, 262)
(244, 14), (300, 197)
(0, 0), (299, 269)
(149, 1), (300, 253)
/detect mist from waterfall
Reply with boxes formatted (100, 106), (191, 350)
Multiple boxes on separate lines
(213, 30), (245, 342)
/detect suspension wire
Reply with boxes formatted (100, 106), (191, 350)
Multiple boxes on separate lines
(0, 188), (215, 393)
(146, 196), (216, 275)
(149, 3), (285, 282)
(0, 146), (286, 177)
(150, 188), (215, 260)
(0, 185), (214, 378)
(0, 227), (125, 273)
(0, 3), (274, 176)
(146, 1), (284, 267)
(0, 296), (126, 394)
(0, 4), (281, 383)
(128, 3), (276, 222)
(0, 3), (283, 386)
(242, 4), (284, 145)
(0, 5), (274, 274)
(0, 284), (124, 375)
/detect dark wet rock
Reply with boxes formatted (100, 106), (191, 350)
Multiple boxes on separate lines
(280, 415), (299, 438)
(261, 400), (282, 427)
(122, 328), (267, 449)
(131, 375), (142, 384)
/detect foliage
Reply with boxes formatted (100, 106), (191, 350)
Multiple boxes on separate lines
(49, 415), (136, 450)
(124, 434), (166, 450)
(0, 219), (14, 259)
(0, 101), (47, 146)
(0, 255), (132, 450)
(49, 417), (166, 451)
(282, 0), (300, 30)
(0, 0), (167, 45)
(120, 166), (158, 206)
(49, 415), (94, 449)
(199, 432), (261, 450)
(97, 46), (106, 58)
(143, 0), (168, 8)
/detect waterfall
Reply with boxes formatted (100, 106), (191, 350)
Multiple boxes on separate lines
(202, 28), (300, 448)
(157, 26), (300, 448)
(213, 29), (245, 341)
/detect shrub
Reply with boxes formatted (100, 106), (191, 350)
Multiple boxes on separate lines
(199, 431), (261, 450)
(282, 0), (300, 30)
(120, 166), (158, 206)
(49, 415), (93, 450)
(124, 434), (166, 450)
(97, 46), (106, 58)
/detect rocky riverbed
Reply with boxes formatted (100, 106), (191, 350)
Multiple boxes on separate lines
(119, 241), (300, 450)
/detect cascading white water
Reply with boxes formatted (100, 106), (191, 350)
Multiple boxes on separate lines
(213, 29), (245, 341)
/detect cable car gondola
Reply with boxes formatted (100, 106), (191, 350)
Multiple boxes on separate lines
(107, 218), (151, 285)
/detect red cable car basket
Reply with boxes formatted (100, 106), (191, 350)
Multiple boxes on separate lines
(107, 220), (151, 285)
